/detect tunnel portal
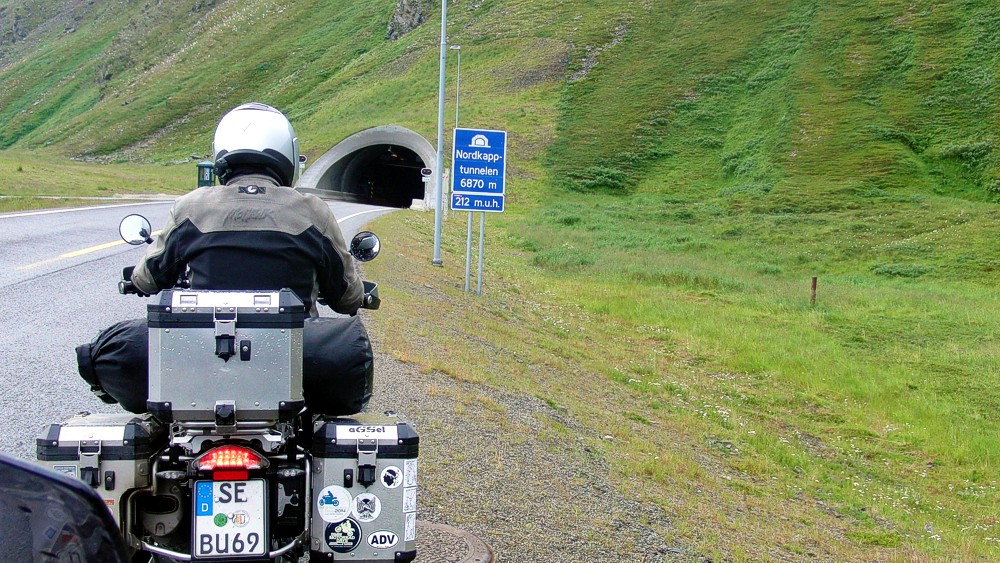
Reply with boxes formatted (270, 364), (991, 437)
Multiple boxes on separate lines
(298, 126), (437, 209)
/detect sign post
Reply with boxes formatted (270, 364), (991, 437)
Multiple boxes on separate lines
(451, 128), (507, 294)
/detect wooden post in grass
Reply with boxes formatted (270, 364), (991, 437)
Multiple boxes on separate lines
(811, 276), (817, 306)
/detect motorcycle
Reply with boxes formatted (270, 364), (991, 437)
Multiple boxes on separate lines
(35, 215), (418, 563)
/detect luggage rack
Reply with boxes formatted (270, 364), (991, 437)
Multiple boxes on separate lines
(169, 420), (296, 454)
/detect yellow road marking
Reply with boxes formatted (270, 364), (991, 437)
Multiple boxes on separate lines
(17, 230), (163, 271)
(61, 239), (128, 258)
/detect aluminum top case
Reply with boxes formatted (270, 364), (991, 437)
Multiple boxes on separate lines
(146, 289), (306, 424)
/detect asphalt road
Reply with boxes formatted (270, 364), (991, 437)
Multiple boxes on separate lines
(0, 199), (392, 460)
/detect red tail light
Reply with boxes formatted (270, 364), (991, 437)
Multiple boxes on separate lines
(193, 445), (268, 475)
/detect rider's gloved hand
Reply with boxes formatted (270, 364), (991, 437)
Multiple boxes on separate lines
(118, 280), (149, 297)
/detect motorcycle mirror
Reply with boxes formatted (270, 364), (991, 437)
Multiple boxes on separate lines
(119, 214), (153, 245)
(0, 453), (129, 562)
(350, 231), (381, 262)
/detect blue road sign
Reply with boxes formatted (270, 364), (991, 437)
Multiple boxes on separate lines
(452, 128), (507, 203)
(451, 193), (505, 213)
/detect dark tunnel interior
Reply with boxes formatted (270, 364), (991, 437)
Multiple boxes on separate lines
(331, 144), (427, 208)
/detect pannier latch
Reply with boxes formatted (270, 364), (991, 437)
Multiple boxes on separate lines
(215, 400), (237, 428)
(78, 440), (102, 488)
(357, 439), (378, 487)
(214, 310), (237, 362)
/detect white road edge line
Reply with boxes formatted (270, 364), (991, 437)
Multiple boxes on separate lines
(0, 200), (174, 220)
(335, 207), (390, 223)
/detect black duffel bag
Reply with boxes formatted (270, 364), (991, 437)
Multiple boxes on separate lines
(302, 316), (374, 415)
(76, 316), (373, 416)
(77, 318), (148, 413)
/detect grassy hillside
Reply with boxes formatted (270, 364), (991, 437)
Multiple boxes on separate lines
(551, 1), (1000, 202)
(3, 0), (1000, 559)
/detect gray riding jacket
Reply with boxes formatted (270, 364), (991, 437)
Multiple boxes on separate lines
(132, 174), (363, 315)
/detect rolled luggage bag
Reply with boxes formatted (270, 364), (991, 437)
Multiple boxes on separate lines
(77, 316), (374, 416)
(75, 318), (149, 414)
(302, 315), (374, 416)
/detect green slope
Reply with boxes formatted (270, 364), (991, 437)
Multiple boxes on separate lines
(551, 0), (1000, 200)
(3, 1), (997, 199)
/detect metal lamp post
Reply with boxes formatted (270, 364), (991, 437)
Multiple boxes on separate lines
(444, 44), (461, 224)
(432, 0), (448, 266)
(451, 45), (461, 129)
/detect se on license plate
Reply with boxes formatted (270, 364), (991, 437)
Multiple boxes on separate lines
(194, 480), (267, 558)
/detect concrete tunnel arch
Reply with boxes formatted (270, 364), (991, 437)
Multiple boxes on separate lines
(297, 125), (437, 209)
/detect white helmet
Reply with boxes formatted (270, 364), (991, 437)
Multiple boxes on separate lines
(212, 102), (300, 186)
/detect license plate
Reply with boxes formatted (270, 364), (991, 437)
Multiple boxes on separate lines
(193, 480), (267, 559)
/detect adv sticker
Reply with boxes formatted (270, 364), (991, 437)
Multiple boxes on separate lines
(317, 485), (352, 523)
(352, 493), (382, 522)
(325, 518), (362, 553)
(368, 531), (399, 549)
(381, 466), (402, 489)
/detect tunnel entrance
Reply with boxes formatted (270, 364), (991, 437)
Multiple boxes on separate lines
(326, 143), (425, 207)
(298, 126), (437, 209)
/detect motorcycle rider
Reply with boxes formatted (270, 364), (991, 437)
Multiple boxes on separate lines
(81, 103), (373, 415)
(130, 102), (362, 316)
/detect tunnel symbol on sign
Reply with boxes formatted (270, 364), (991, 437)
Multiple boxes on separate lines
(469, 135), (491, 149)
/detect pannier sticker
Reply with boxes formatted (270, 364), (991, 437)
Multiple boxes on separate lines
(326, 518), (362, 553)
(403, 487), (417, 513)
(53, 465), (77, 478)
(317, 485), (352, 523)
(368, 530), (399, 549)
(335, 425), (399, 441)
(381, 466), (402, 489)
(404, 512), (416, 542)
(404, 459), (418, 487)
(352, 493), (382, 522)
(58, 426), (126, 442)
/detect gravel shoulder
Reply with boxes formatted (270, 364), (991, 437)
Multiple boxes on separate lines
(365, 330), (686, 562)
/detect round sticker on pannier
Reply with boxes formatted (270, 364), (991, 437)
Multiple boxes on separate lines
(317, 485), (352, 523)
(381, 466), (402, 489)
(352, 493), (382, 522)
(326, 518), (362, 553)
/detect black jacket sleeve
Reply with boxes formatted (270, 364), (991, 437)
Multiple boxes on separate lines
(131, 202), (189, 295)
